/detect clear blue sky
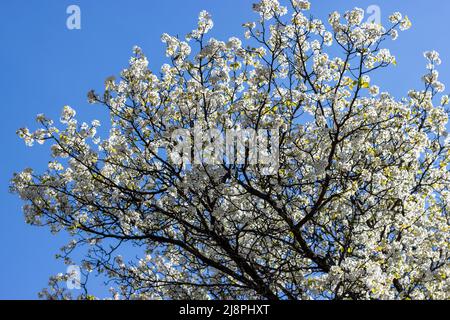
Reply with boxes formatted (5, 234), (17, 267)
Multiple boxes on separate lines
(0, 0), (449, 299)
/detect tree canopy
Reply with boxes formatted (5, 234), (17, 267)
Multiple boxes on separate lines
(12, 0), (449, 300)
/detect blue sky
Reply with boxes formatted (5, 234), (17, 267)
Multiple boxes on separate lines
(0, 0), (449, 299)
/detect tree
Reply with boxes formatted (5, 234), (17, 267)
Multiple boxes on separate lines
(11, 0), (450, 300)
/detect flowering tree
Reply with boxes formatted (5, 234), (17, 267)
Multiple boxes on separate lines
(12, 0), (450, 300)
